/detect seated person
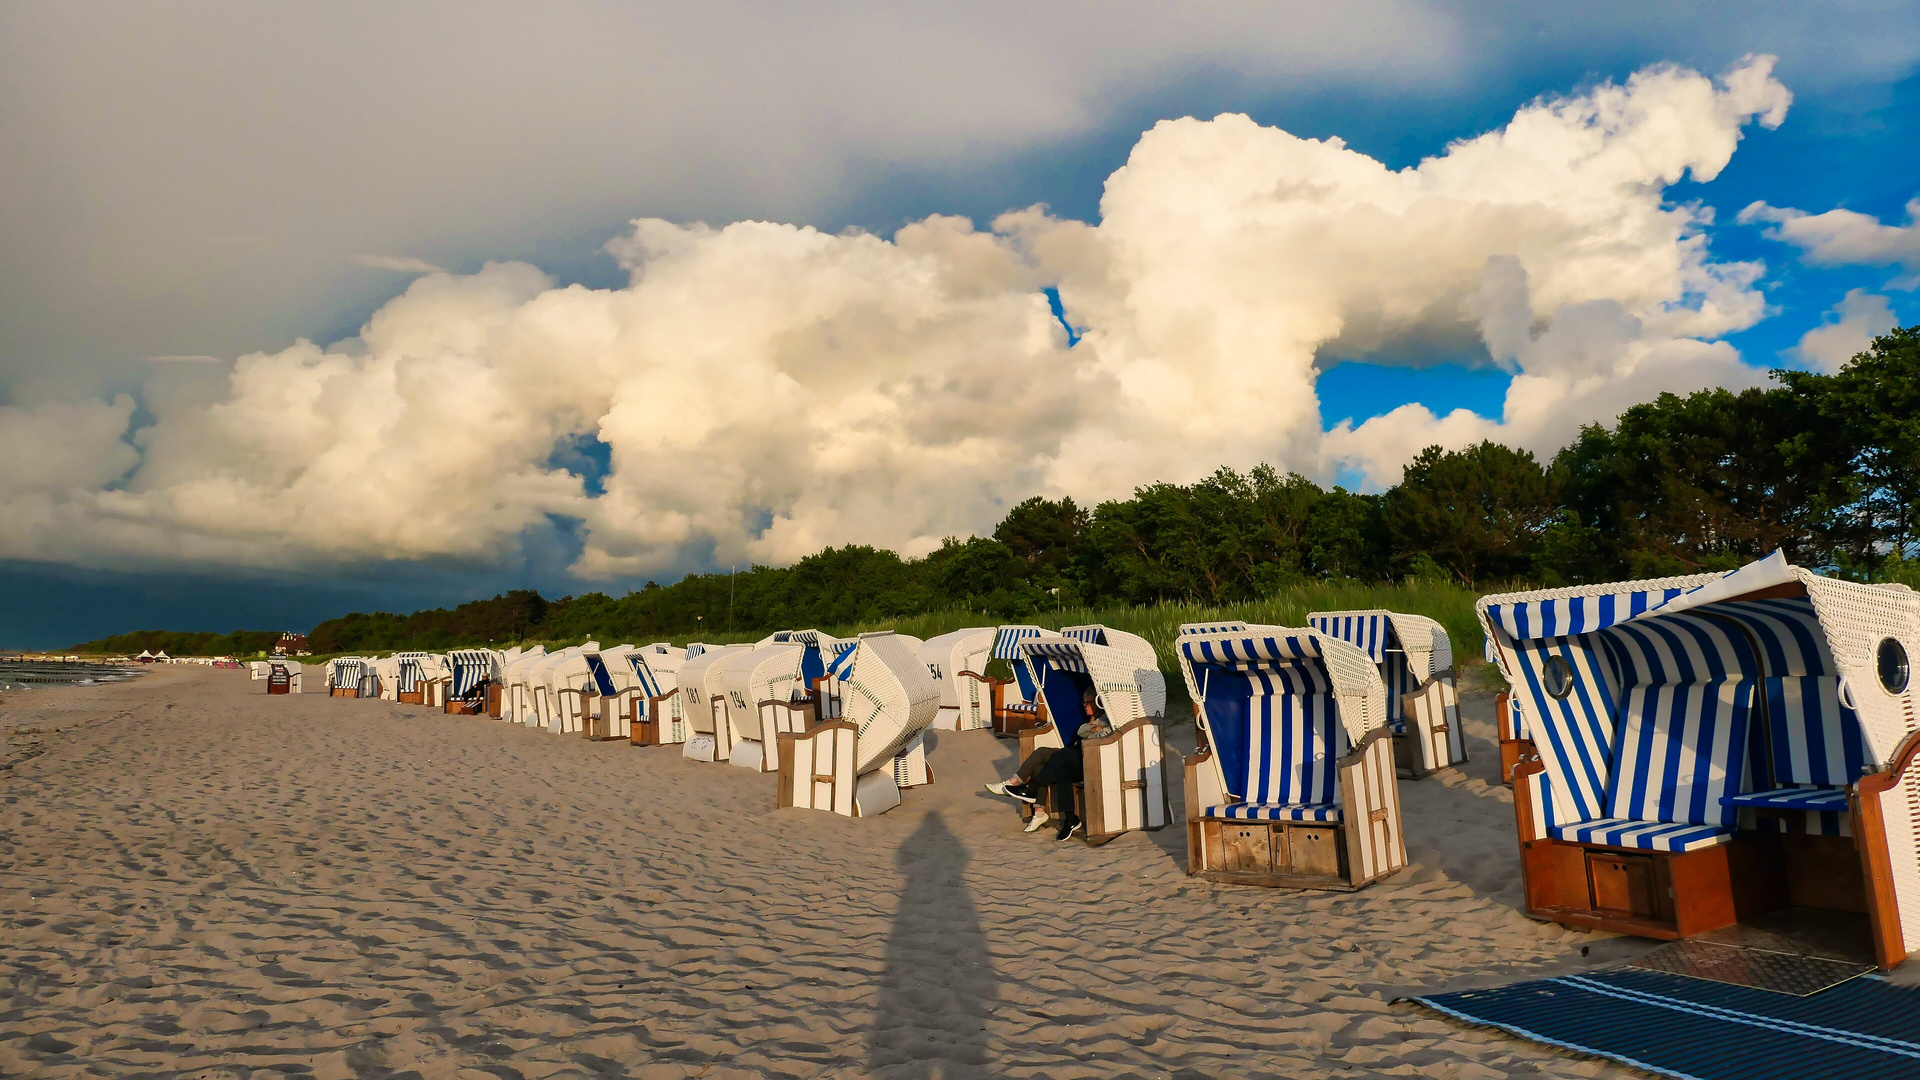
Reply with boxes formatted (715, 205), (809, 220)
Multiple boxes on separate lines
(985, 686), (1115, 840)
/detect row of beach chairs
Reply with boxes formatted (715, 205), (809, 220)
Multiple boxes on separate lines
(280, 551), (1920, 969)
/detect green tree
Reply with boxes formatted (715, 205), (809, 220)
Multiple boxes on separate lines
(1385, 442), (1554, 586)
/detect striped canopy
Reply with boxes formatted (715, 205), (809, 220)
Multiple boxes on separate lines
(1178, 628), (1361, 811)
(1308, 612), (1394, 663)
(1179, 620), (1248, 637)
(1178, 630), (1323, 669)
(1481, 553), (1881, 840)
(991, 625), (1049, 660)
(448, 650), (497, 697)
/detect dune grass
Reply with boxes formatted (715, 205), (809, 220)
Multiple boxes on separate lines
(814, 579), (1497, 714)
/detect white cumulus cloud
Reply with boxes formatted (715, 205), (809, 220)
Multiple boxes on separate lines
(1791, 288), (1898, 372)
(0, 57), (1795, 577)
(1740, 197), (1920, 276)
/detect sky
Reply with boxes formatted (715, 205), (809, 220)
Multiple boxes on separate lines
(4, 1), (1920, 648)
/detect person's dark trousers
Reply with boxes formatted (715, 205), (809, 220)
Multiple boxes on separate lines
(1031, 742), (1084, 820)
(1014, 746), (1057, 785)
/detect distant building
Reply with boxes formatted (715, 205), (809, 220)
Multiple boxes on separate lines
(274, 633), (310, 656)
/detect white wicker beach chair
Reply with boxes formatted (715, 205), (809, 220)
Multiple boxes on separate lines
(717, 644), (814, 772)
(1177, 625), (1407, 890)
(678, 645), (754, 762)
(1309, 610), (1465, 778)
(1005, 633), (1173, 844)
(777, 631), (941, 817)
(539, 646), (601, 735)
(1480, 550), (1920, 968)
(919, 628), (998, 731)
(619, 643), (693, 745)
(499, 646), (547, 724)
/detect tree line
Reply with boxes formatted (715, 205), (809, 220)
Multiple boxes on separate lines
(70, 629), (284, 658)
(81, 326), (1920, 655)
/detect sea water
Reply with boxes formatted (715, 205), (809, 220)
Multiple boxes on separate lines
(0, 661), (142, 691)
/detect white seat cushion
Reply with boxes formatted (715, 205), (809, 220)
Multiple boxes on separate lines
(1203, 802), (1342, 823)
(1550, 817), (1733, 852)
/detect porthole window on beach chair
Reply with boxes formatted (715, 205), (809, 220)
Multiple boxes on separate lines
(1541, 655), (1573, 699)
(1878, 637), (1910, 695)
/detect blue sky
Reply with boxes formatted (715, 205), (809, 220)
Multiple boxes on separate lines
(2, 3), (1918, 647)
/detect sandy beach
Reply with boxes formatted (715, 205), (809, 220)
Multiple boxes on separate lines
(0, 667), (1648, 1079)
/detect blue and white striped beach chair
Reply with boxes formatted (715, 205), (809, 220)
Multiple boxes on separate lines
(1177, 625), (1407, 890)
(1309, 609), (1465, 778)
(1480, 551), (1920, 966)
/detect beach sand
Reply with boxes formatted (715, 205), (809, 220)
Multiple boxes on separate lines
(0, 666), (1647, 1079)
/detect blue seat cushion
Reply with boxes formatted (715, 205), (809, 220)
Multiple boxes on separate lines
(1722, 787), (1850, 812)
(1203, 802), (1342, 823)
(1551, 818), (1734, 852)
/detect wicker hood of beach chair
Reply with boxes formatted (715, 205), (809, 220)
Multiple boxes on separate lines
(1478, 550), (1920, 968)
(620, 642), (693, 745)
(678, 645), (754, 763)
(777, 631), (941, 818)
(919, 627), (997, 731)
(714, 643), (814, 773)
(498, 646), (547, 725)
(1178, 625), (1407, 891)
(1308, 609), (1465, 778)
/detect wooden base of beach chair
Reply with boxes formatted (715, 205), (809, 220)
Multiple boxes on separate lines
(1517, 833), (1786, 940)
(776, 721), (858, 815)
(397, 690), (425, 705)
(443, 697), (481, 715)
(487, 684), (502, 719)
(1510, 757), (1887, 946)
(627, 693), (681, 746)
(1189, 820), (1363, 889)
(1394, 669), (1465, 779)
(1183, 728), (1405, 890)
(730, 698), (813, 772)
(332, 688), (359, 698)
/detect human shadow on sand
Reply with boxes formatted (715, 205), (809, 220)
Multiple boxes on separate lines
(867, 811), (998, 1079)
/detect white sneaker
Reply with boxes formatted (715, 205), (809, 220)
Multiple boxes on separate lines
(1023, 808), (1051, 833)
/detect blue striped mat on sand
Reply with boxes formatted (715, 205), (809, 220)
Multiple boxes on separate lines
(1414, 968), (1920, 1080)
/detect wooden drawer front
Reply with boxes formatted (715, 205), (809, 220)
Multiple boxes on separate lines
(1288, 826), (1342, 878)
(1221, 825), (1273, 874)
(1588, 852), (1659, 919)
